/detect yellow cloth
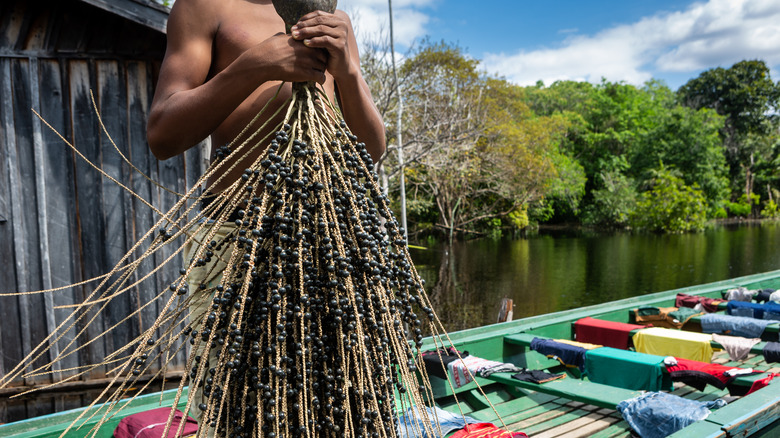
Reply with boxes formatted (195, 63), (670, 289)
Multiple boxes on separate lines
(554, 339), (603, 350)
(632, 327), (714, 362)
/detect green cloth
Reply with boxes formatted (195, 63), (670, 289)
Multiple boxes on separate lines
(585, 347), (673, 392)
(668, 307), (701, 323)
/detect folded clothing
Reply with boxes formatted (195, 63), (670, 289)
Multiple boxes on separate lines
(421, 347), (468, 379)
(771, 290), (780, 303)
(530, 337), (587, 370)
(701, 313), (779, 338)
(585, 347), (672, 392)
(617, 392), (726, 438)
(676, 293), (724, 313)
(512, 369), (566, 384)
(632, 327), (714, 362)
(755, 289), (776, 303)
(634, 306), (699, 329)
(448, 355), (505, 388)
(764, 342), (780, 363)
(664, 356), (762, 395)
(712, 333), (761, 361)
(397, 405), (481, 438)
(573, 316), (647, 349)
(727, 301), (766, 319)
(449, 423), (528, 438)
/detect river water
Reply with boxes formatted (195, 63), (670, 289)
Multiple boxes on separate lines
(411, 222), (780, 332)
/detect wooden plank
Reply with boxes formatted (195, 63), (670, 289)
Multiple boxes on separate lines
(96, 59), (134, 354)
(78, 0), (169, 34)
(0, 58), (24, 385)
(68, 58), (109, 379)
(588, 419), (633, 438)
(0, 1), (26, 50)
(125, 60), (163, 371)
(497, 400), (572, 429)
(466, 392), (559, 423)
(666, 420), (727, 438)
(9, 57), (45, 386)
(710, 380), (780, 438)
(552, 414), (621, 438)
(521, 408), (592, 437)
(28, 57), (62, 382)
(485, 373), (641, 410)
(37, 58), (82, 384)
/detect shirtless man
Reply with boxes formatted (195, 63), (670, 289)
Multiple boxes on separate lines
(145, 2), (386, 435)
(146, 0), (386, 192)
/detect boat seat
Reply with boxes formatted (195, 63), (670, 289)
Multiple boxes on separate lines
(483, 371), (642, 410)
(504, 333), (768, 388)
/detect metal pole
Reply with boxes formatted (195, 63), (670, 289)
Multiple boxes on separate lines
(388, 0), (408, 240)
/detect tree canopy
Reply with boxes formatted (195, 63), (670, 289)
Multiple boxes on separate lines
(362, 42), (780, 236)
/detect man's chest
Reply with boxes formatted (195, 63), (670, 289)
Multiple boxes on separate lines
(212, 6), (286, 71)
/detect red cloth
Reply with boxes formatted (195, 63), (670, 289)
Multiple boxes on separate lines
(675, 293), (724, 313)
(114, 408), (198, 438)
(665, 358), (756, 389)
(450, 423), (528, 437)
(573, 317), (647, 349)
(746, 373), (778, 395)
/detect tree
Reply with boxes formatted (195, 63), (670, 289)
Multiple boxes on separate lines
(677, 60), (780, 198)
(630, 167), (708, 233)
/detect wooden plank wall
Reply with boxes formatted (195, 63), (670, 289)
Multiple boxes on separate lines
(0, 0), (207, 422)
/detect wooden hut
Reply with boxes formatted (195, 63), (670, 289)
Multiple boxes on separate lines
(0, 0), (204, 422)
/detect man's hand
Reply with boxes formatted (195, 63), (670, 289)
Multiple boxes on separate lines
(290, 10), (357, 82)
(247, 32), (329, 85)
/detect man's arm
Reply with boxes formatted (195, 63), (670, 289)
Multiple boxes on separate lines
(147, 0), (329, 160)
(292, 11), (387, 162)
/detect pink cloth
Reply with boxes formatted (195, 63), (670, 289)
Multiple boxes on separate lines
(114, 408), (198, 438)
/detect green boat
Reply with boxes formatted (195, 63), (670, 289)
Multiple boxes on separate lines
(2, 270), (779, 438)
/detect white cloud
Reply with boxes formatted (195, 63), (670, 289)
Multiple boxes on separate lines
(481, 0), (780, 87)
(339, 0), (435, 47)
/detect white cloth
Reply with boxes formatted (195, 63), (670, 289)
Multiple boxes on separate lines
(770, 290), (780, 303)
(725, 287), (755, 302)
(447, 355), (505, 388)
(712, 333), (761, 361)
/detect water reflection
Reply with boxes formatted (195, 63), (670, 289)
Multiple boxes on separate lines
(412, 222), (780, 332)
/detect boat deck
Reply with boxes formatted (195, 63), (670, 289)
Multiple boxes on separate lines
(437, 349), (779, 437)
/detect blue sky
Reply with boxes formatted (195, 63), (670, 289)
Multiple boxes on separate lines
(340, 0), (780, 90)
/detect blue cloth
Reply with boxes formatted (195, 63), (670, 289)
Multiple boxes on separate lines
(617, 392), (726, 438)
(701, 314), (779, 338)
(727, 301), (765, 319)
(764, 342), (780, 363)
(764, 302), (780, 321)
(397, 406), (480, 438)
(530, 337), (587, 371)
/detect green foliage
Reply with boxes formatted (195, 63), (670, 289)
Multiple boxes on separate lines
(678, 60), (780, 196)
(630, 169), (707, 233)
(726, 193), (760, 218)
(760, 200), (779, 219)
(583, 168), (637, 228)
(366, 43), (778, 236)
(507, 207), (529, 230)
